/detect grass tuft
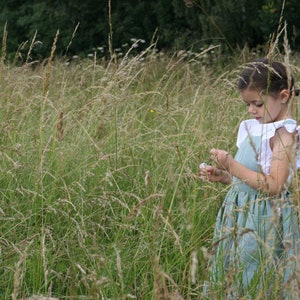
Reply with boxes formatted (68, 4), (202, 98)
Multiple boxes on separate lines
(0, 36), (299, 299)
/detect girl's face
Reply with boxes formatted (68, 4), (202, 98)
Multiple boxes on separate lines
(240, 88), (289, 124)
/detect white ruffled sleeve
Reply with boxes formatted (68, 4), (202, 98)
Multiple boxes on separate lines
(259, 119), (298, 175)
(296, 126), (300, 170)
(236, 119), (299, 176)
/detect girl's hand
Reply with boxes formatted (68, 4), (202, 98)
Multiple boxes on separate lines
(199, 164), (231, 184)
(210, 148), (232, 170)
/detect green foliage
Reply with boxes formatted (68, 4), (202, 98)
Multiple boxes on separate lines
(1, 0), (300, 61)
(1, 0), (107, 59)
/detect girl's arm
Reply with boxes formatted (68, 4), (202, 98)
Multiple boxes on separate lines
(211, 127), (295, 196)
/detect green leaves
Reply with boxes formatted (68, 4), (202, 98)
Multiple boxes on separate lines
(1, 1), (300, 62)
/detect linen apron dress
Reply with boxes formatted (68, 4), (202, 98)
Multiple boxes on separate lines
(206, 119), (300, 299)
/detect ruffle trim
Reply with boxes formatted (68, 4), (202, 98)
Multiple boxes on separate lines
(237, 119), (298, 148)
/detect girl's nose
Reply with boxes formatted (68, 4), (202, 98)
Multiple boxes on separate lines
(248, 104), (256, 114)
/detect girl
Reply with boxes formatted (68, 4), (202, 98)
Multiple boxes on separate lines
(200, 58), (300, 299)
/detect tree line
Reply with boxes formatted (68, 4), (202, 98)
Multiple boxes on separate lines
(1, 0), (300, 61)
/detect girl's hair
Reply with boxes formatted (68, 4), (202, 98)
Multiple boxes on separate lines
(238, 58), (299, 96)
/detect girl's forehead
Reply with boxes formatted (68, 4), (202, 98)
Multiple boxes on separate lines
(240, 89), (267, 103)
(240, 89), (263, 98)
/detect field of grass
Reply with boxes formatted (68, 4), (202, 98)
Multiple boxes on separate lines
(1, 44), (300, 299)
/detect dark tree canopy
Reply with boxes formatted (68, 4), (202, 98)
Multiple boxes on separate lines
(0, 0), (300, 61)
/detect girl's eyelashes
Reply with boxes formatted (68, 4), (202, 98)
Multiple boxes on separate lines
(243, 100), (264, 107)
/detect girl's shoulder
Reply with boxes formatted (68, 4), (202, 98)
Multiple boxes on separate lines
(236, 119), (298, 147)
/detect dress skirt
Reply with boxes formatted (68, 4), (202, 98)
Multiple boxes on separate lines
(206, 179), (300, 299)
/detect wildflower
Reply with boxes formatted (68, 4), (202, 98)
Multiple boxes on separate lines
(199, 162), (207, 169)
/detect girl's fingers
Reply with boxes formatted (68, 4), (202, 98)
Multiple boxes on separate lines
(209, 148), (216, 154)
(210, 149), (219, 161)
(199, 164), (214, 174)
(199, 165), (217, 183)
(200, 175), (209, 182)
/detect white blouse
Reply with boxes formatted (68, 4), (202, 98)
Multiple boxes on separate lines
(236, 118), (300, 176)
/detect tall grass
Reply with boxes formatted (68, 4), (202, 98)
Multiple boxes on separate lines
(0, 38), (299, 299)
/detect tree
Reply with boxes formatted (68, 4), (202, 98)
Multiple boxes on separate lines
(1, 0), (300, 61)
(1, 0), (108, 60)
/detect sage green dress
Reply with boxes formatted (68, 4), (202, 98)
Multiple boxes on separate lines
(206, 119), (300, 299)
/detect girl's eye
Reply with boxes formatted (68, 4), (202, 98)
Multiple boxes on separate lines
(255, 103), (263, 107)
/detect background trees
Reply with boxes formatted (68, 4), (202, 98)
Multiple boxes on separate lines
(1, 0), (300, 60)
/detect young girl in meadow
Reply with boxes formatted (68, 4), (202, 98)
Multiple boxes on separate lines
(200, 58), (300, 298)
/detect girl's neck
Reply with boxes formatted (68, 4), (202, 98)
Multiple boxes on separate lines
(276, 105), (292, 122)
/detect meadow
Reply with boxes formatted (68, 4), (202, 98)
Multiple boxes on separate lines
(1, 42), (300, 299)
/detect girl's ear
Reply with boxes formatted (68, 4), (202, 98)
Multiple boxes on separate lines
(280, 89), (290, 103)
